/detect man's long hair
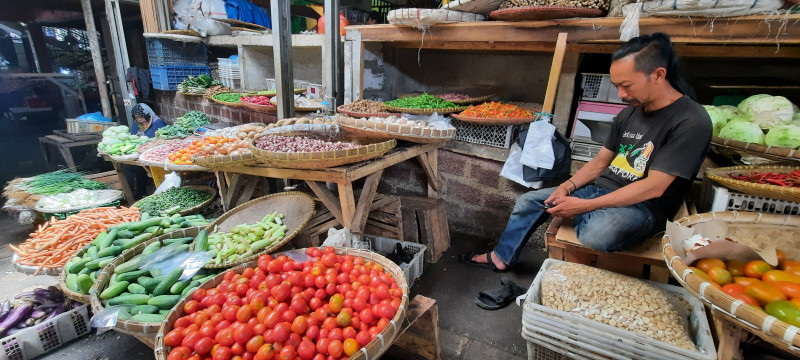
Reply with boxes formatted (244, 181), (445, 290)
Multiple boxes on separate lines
(611, 33), (695, 100)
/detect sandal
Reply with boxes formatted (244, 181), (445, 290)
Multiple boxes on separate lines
(474, 276), (527, 310)
(459, 251), (510, 273)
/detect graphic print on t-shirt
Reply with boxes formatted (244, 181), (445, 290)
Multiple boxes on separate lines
(609, 141), (654, 181)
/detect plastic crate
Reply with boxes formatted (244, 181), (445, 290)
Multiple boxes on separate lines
(65, 118), (118, 133)
(580, 73), (624, 104)
(519, 259), (716, 360)
(0, 304), (90, 360)
(353, 234), (426, 286)
(146, 38), (208, 67)
(151, 65), (211, 91)
(451, 119), (516, 149)
(699, 179), (800, 215)
(526, 342), (570, 360)
(218, 58), (241, 89)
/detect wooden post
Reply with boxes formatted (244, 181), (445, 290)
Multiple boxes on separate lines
(542, 32), (568, 114)
(81, 0), (112, 119)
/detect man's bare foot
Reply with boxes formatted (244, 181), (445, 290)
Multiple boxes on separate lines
(471, 251), (508, 271)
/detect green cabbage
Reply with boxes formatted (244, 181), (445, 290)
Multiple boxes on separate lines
(718, 105), (739, 119)
(727, 113), (754, 124)
(718, 121), (766, 144)
(739, 95), (796, 129)
(703, 105), (728, 137)
(765, 125), (800, 148)
(738, 94), (771, 114)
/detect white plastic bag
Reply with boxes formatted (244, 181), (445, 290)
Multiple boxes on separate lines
(154, 172), (181, 194)
(521, 119), (556, 170)
(501, 143), (543, 188)
(90, 306), (128, 333)
(139, 242), (211, 281)
(322, 227), (354, 247)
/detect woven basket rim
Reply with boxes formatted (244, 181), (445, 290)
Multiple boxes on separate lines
(431, 85), (498, 104)
(192, 151), (257, 168)
(59, 245), (93, 303)
(133, 185), (217, 216)
(154, 246), (409, 360)
(451, 110), (540, 125)
(241, 101), (277, 113)
(711, 136), (800, 162)
(336, 118), (455, 144)
(336, 105), (398, 118)
(662, 211), (800, 352)
(199, 192), (316, 269)
(490, 5), (606, 20)
(250, 140), (396, 168)
(706, 165), (800, 202)
(109, 153), (140, 162)
(383, 104), (466, 115)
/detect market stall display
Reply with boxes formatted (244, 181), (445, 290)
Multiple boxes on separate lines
(89, 228), (219, 337)
(662, 212), (800, 355)
(431, 85), (497, 105)
(137, 138), (178, 154)
(200, 192), (315, 268)
(155, 111), (211, 139)
(203, 123), (267, 139)
(384, 93), (466, 115)
(169, 136), (250, 166)
(388, 8), (486, 28)
(211, 92), (247, 107)
(34, 189), (124, 217)
(270, 95), (325, 112)
(706, 165), (800, 203)
(263, 117), (335, 132)
(489, 4), (605, 20)
(139, 140), (192, 167)
(204, 85), (232, 99)
(60, 213), (212, 302)
(240, 95), (276, 113)
(133, 186), (216, 216)
(336, 115), (456, 144)
(337, 99), (398, 118)
(178, 74), (221, 96)
(155, 246), (409, 360)
(3, 170), (109, 214)
(451, 101), (540, 125)
(11, 207), (140, 275)
(98, 126), (152, 160)
(0, 286), (79, 337)
(251, 134), (397, 169)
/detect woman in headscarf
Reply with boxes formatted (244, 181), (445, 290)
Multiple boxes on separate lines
(130, 103), (167, 137)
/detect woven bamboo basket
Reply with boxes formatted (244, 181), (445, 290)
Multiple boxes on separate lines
(241, 101), (277, 113)
(269, 98), (324, 112)
(133, 185), (217, 216)
(706, 165), (800, 203)
(431, 85), (497, 105)
(154, 246), (409, 360)
(191, 151), (257, 169)
(211, 93), (246, 108)
(198, 192), (315, 269)
(109, 153), (140, 162)
(59, 244), (94, 303)
(337, 116), (455, 144)
(89, 227), (210, 337)
(337, 105), (399, 118)
(712, 136), (800, 163)
(138, 141), (190, 167)
(251, 137), (396, 169)
(164, 162), (210, 172)
(489, 5), (605, 21)
(382, 104), (466, 115)
(662, 211), (800, 354)
(450, 110), (540, 126)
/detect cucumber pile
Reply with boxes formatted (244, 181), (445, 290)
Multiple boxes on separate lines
(63, 213), (211, 295)
(198, 211), (287, 266)
(97, 230), (218, 323)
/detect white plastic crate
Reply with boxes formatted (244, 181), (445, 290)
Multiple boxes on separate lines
(353, 234), (426, 286)
(580, 73), (624, 104)
(451, 119), (516, 148)
(65, 119), (118, 133)
(699, 179), (800, 215)
(570, 140), (602, 162)
(217, 58), (241, 89)
(527, 342), (570, 360)
(519, 259), (716, 360)
(0, 304), (90, 360)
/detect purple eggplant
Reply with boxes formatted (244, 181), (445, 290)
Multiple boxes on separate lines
(0, 303), (33, 337)
(30, 310), (47, 320)
(44, 306), (63, 321)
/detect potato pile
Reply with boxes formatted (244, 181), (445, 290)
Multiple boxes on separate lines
(264, 117), (336, 130)
(500, 0), (609, 10)
(339, 99), (386, 114)
(541, 263), (696, 350)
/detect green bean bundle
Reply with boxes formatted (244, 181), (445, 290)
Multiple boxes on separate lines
(385, 93), (459, 109)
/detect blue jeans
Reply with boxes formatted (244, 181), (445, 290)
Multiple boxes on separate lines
(493, 185), (657, 266)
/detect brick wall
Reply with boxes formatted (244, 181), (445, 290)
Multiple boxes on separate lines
(154, 90), (278, 125)
(378, 149), (531, 239)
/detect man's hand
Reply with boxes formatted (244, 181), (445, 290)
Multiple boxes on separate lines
(546, 196), (595, 218)
(544, 185), (569, 207)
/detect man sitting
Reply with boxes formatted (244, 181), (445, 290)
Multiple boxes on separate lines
(462, 33), (712, 272)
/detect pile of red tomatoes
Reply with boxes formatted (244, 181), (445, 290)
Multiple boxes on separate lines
(164, 247), (403, 360)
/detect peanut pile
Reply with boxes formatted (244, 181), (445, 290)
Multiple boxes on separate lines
(340, 99), (386, 114)
(541, 263), (696, 350)
(500, 0), (609, 10)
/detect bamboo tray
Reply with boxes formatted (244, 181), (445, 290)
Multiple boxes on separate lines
(706, 165), (800, 203)
(251, 137), (397, 169)
(133, 185), (217, 216)
(211, 93), (246, 108)
(109, 153), (140, 162)
(431, 85), (497, 105)
(163, 162), (210, 172)
(199, 192), (315, 269)
(383, 104), (466, 115)
(712, 136), (800, 163)
(154, 246), (409, 360)
(269, 98), (324, 112)
(137, 139), (178, 154)
(662, 212), (800, 355)
(192, 150), (258, 169)
(337, 105), (398, 118)
(450, 111), (540, 126)
(241, 101), (277, 113)
(337, 116), (455, 144)
(489, 5), (605, 21)
(35, 189), (123, 214)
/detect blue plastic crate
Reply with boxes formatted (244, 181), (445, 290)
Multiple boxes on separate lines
(146, 38), (208, 67)
(151, 65), (211, 91)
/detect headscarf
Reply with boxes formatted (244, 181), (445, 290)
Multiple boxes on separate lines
(131, 103), (160, 134)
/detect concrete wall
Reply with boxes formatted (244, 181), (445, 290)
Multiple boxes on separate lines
(154, 90), (278, 125)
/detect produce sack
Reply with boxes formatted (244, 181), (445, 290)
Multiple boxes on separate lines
(388, 8), (486, 29)
(541, 262), (696, 350)
(619, 0), (785, 40)
(443, 0), (504, 14)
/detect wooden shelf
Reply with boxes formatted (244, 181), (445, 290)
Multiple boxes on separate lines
(206, 34), (324, 47)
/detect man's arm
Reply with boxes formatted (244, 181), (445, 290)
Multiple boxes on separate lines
(545, 147), (615, 205)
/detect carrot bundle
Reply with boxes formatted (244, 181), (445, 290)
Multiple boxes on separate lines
(11, 207), (140, 274)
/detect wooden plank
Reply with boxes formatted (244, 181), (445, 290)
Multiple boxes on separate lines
(351, 170), (383, 234)
(223, 173), (244, 210)
(338, 182), (356, 229)
(231, 175), (258, 208)
(389, 295), (440, 360)
(542, 33), (568, 114)
(215, 171), (230, 211)
(305, 181), (345, 225)
(416, 201), (449, 263)
(563, 243), (594, 265)
(552, 52), (580, 134)
(596, 253), (644, 278)
(712, 310), (747, 360)
(110, 159), (135, 205)
(346, 143), (441, 182)
(402, 206), (420, 244)
(415, 152), (441, 193)
(648, 265), (671, 283)
(368, 210), (401, 226)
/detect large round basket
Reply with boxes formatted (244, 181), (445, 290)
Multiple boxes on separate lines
(431, 85), (497, 105)
(89, 227), (210, 338)
(35, 189), (124, 214)
(109, 153), (140, 162)
(269, 98), (324, 112)
(133, 185), (217, 216)
(337, 105), (398, 118)
(154, 246), (409, 360)
(164, 162), (210, 172)
(705, 165), (800, 203)
(662, 212), (800, 355)
(450, 111), (540, 126)
(251, 137), (397, 169)
(712, 136), (800, 163)
(383, 104), (466, 115)
(489, 5), (605, 21)
(337, 116), (455, 144)
(192, 151), (257, 169)
(211, 93), (246, 108)
(138, 141), (191, 167)
(59, 244), (92, 302)
(241, 101), (277, 113)
(199, 192), (315, 269)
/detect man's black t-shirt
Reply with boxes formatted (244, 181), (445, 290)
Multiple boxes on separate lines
(595, 96), (712, 225)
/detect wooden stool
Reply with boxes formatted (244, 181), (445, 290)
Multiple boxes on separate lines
(401, 196), (450, 263)
(385, 295), (441, 360)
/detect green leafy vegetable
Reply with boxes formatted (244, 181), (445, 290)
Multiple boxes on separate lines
(155, 111), (210, 139)
(134, 187), (213, 216)
(23, 169), (108, 195)
(385, 93), (458, 109)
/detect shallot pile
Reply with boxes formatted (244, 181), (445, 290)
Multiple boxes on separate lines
(255, 135), (361, 153)
(436, 93), (472, 101)
(139, 141), (190, 163)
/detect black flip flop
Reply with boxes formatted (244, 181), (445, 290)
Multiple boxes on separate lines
(474, 276), (527, 310)
(459, 251), (510, 273)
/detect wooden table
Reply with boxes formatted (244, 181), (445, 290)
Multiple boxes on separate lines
(39, 132), (102, 171)
(217, 142), (442, 234)
(102, 156), (170, 205)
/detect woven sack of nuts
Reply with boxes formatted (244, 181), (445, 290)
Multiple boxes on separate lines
(500, 0), (610, 11)
(541, 262), (696, 350)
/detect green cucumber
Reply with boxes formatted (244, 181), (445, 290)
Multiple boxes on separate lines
(91, 232), (107, 247)
(100, 281), (130, 300)
(98, 257), (115, 268)
(85, 256), (113, 270)
(137, 276), (153, 286)
(76, 274), (93, 293)
(97, 245), (123, 258)
(149, 269), (163, 278)
(144, 226), (161, 234)
(141, 241), (161, 256)
(118, 310), (132, 321)
(181, 285), (199, 296)
(98, 228), (118, 249)
(143, 277), (164, 292)
(154, 268), (183, 296)
(107, 294), (150, 306)
(163, 237), (194, 246)
(163, 205), (181, 215)
(117, 229), (136, 239)
(67, 258), (91, 274)
(194, 230), (209, 251)
(141, 212), (151, 221)
(115, 256), (144, 274)
(170, 280), (190, 295)
(120, 233), (154, 249)
(128, 283), (147, 294)
(160, 219), (172, 228)
(132, 313), (166, 322)
(127, 217), (167, 232)
(65, 273), (80, 292)
(117, 269), (149, 282)
(86, 246), (99, 259)
(148, 295), (181, 310)
(131, 304), (159, 315)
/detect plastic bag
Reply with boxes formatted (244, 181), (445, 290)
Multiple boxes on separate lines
(501, 143), (543, 189)
(322, 227), (354, 247)
(540, 262), (696, 350)
(139, 241), (211, 281)
(90, 306), (129, 334)
(521, 119), (556, 170)
(76, 112), (112, 122)
(154, 172), (181, 194)
(404, 113), (455, 130)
